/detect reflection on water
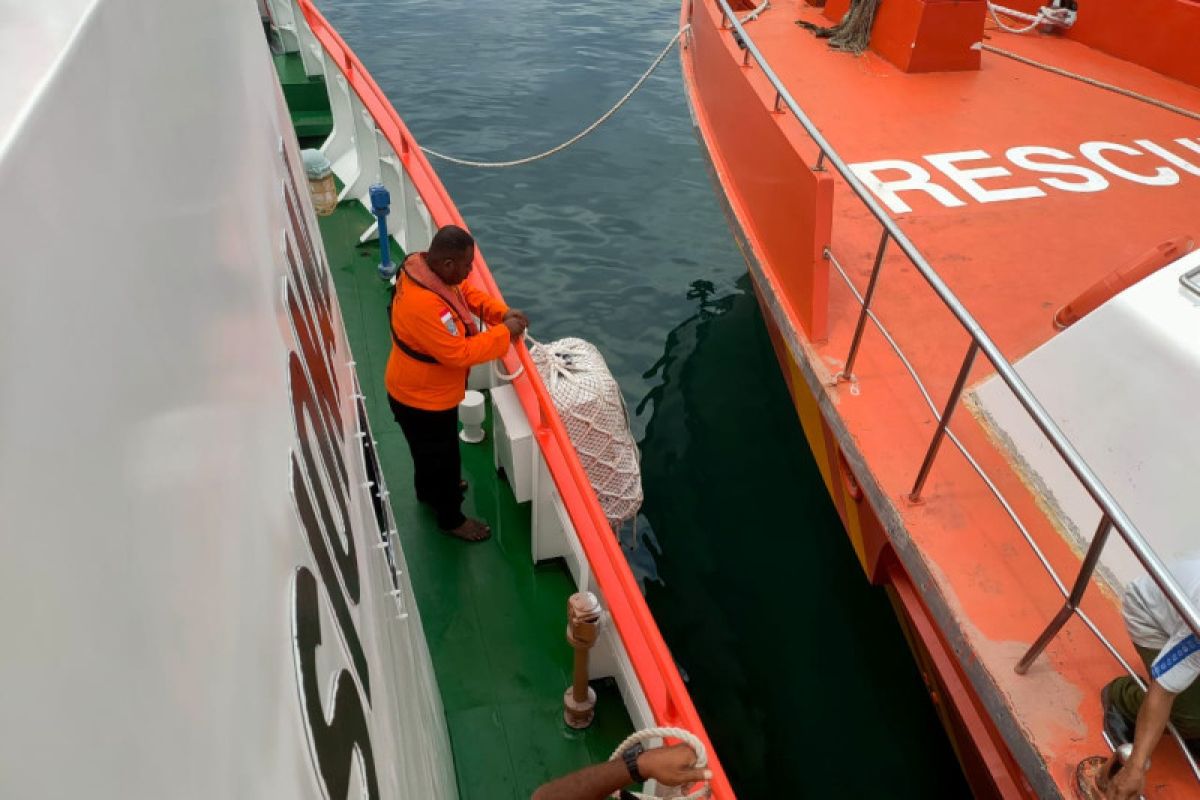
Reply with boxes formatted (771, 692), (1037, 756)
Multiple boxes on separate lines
(635, 275), (970, 798)
(317, 0), (969, 795)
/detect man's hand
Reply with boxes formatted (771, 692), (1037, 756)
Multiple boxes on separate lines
(502, 309), (528, 340)
(502, 316), (527, 339)
(1105, 762), (1145, 800)
(1102, 679), (1174, 799)
(530, 743), (711, 800)
(636, 744), (711, 787)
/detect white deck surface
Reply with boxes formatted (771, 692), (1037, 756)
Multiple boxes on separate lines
(973, 247), (1200, 589)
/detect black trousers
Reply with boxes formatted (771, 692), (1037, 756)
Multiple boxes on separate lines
(388, 396), (465, 530)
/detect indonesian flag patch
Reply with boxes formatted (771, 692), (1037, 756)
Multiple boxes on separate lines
(439, 308), (458, 336)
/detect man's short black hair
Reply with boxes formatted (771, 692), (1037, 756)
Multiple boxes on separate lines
(427, 225), (475, 263)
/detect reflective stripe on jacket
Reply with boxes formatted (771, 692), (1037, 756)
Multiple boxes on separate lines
(385, 258), (510, 411)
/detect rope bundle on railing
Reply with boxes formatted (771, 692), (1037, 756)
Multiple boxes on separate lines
(529, 337), (643, 529)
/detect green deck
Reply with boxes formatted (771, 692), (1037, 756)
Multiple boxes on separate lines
(276, 53), (633, 798)
(273, 53), (334, 143)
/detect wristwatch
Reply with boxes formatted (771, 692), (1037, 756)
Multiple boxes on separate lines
(622, 743), (646, 783)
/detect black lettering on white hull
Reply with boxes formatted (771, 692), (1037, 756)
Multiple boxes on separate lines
(279, 135), (395, 796)
(290, 447), (370, 701)
(292, 567), (380, 800)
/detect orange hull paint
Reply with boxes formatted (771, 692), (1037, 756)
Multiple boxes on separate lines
(756, 285), (1030, 799)
(681, 0), (1200, 796)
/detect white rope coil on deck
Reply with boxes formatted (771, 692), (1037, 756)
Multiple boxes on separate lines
(609, 727), (710, 800)
(528, 337), (642, 528)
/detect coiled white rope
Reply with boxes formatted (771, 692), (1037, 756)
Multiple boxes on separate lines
(492, 335), (530, 382)
(986, 1), (1044, 34)
(740, 0), (771, 24)
(421, 27), (688, 169)
(609, 727), (710, 800)
(982, 44), (1200, 122)
(493, 359), (525, 382)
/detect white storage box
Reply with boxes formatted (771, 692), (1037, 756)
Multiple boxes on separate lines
(489, 384), (533, 503)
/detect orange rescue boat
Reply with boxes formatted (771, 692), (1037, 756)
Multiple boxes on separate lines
(680, 0), (1200, 796)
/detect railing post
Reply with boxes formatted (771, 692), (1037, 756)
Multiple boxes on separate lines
(563, 592), (602, 729)
(1016, 516), (1113, 674)
(773, 91), (783, 113)
(908, 340), (979, 500)
(815, 151), (827, 172)
(839, 230), (890, 380)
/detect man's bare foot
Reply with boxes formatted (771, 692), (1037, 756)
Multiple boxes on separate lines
(443, 517), (491, 542)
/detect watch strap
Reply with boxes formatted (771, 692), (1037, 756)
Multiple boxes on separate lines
(622, 744), (646, 783)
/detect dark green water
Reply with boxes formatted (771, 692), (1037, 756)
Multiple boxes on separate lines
(317, 0), (971, 795)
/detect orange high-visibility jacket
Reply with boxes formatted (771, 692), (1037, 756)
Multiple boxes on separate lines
(385, 256), (510, 411)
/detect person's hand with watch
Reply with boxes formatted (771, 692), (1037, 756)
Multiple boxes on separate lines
(531, 742), (710, 800)
(625, 743), (710, 788)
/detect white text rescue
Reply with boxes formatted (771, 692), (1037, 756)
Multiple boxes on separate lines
(849, 136), (1200, 214)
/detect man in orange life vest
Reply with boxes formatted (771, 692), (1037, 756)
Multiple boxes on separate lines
(386, 225), (527, 542)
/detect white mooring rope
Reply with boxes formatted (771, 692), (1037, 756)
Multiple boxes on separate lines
(421, 27), (688, 169)
(986, 2), (1045, 34)
(421, 0), (771, 169)
(609, 727), (711, 800)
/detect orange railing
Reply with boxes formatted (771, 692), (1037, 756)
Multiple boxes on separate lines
(295, 2), (734, 796)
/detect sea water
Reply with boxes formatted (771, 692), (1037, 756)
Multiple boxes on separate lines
(317, 0), (972, 795)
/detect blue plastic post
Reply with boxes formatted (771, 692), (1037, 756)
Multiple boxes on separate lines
(369, 184), (397, 280)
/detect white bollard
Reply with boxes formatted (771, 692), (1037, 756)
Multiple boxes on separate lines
(459, 390), (486, 444)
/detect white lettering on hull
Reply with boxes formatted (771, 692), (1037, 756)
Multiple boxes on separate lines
(849, 136), (1200, 214)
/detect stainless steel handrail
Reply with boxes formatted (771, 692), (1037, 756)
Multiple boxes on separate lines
(825, 247), (1200, 781)
(1182, 265), (1200, 297)
(710, 0), (1200, 648)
